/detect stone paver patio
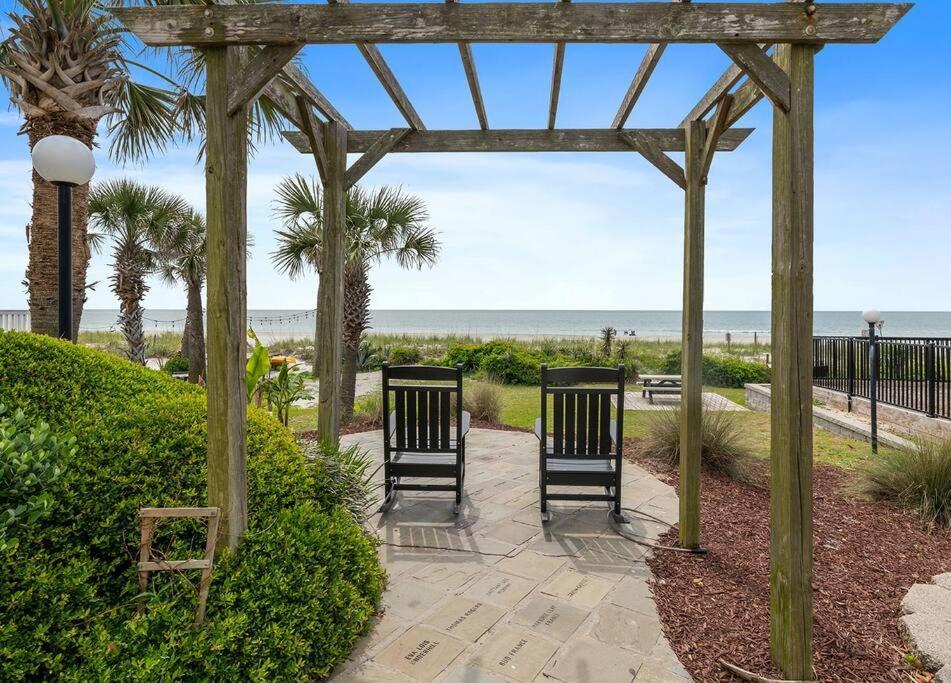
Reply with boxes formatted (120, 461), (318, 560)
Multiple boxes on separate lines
(333, 428), (691, 683)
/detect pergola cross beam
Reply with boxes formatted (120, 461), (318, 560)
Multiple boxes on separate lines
(110, 3), (911, 46)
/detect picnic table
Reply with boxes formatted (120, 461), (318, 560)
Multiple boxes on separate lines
(639, 374), (682, 404)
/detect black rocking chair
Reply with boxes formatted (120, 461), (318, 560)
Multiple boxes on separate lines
(534, 364), (625, 523)
(380, 362), (470, 514)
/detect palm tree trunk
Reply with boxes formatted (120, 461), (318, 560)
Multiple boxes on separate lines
(26, 119), (96, 339)
(186, 278), (206, 383)
(341, 261), (372, 423)
(181, 315), (191, 360)
(112, 249), (149, 365)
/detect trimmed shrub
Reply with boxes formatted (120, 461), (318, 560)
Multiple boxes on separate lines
(663, 349), (770, 388)
(464, 383), (503, 423)
(859, 439), (951, 529)
(0, 406), (73, 553)
(638, 408), (754, 480)
(443, 343), (481, 372)
(480, 344), (542, 384)
(388, 346), (421, 365)
(161, 353), (189, 374)
(0, 331), (383, 680)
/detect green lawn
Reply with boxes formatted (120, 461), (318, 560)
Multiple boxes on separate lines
(289, 379), (882, 471)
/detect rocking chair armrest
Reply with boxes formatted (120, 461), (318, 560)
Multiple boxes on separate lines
(609, 419), (618, 446)
(461, 410), (471, 438)
(533, 417), (542, 441)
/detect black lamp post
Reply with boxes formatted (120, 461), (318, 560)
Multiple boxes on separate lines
(863, 309), (882, 453)
(31, 135), (96, 341)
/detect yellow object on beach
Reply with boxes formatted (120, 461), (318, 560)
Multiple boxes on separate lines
(270, 355), (297, 366)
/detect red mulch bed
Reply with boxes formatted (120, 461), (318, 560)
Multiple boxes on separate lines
(627, 444), (951, 682)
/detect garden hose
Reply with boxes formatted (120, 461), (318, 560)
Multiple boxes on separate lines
(608, 508), (708, 554)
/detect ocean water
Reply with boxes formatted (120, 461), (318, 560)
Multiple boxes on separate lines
(77, 309), (951, 340)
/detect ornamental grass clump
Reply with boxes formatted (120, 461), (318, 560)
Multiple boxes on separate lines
(639, 407), (754, 481)
(859, 439), (951, 529)
(464, 382), (503, 423)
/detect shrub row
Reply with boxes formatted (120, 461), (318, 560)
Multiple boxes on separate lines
(0, 331), (384, 680)
(662, 349), (770, 388)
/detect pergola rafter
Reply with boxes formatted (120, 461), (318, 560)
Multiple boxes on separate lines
(611, 0), (688, 130)
(327, 0), (425, 129)
(110, 3), (912, 679)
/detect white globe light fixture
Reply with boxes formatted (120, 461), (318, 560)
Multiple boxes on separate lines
(31, 135), (96, 186)
(30, 135), (96, 341)
(862, 309), (881, 325)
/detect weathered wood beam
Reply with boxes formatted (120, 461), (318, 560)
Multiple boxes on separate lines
(678, 43), (770, 127)
(548, 43), (566, 130)
(679, 118), (705, 550)
(327, 0), (425, 130)
(282, 63), (352, 129)
(211, 0), (349, 129)
(285, 127), (754, 154)
(205, 46), (248, 548)
(317, 120), (348, 443)
(770, 41), (815, 681)
(227, 44), (302, 115)
(719, 42), (791, 112)
(295, 96), (329, 185)
(447, 0), (489, 130)
(621, 130), (686, 190)
(111, 3), (912, 47)
(345, 127), (411, 188)
(700, 93), (733, 181)
(611, 0), (688, 130)
(547, 0), (570, 130)
(612, 43), (665, 130)
(262, 81), (304, 129)
(458, 42), (488, 130)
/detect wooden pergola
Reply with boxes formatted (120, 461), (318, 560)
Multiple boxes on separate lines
(113, 2), (909, 678)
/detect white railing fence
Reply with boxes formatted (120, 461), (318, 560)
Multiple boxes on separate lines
(0, 310), (31, 332)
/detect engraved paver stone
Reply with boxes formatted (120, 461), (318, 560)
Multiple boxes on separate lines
(469, 626), (560, 682)
(462, 571), (537, 608)
(541, 569), (615, 608)
(512, 596), (590, 642)
(425, 597), (506, 642)
(373, 625), (467, 682)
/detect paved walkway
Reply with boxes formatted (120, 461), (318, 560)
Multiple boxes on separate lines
(617, 391), (746, 411)
(333, 428), (690, 683)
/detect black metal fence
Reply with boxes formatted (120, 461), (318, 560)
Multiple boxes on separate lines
(813, 336), (951, 420)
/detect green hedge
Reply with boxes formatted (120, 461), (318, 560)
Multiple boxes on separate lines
(437, 341), (579, 385)
(0, 331), (384, 680)
(663, 349), (770, 388)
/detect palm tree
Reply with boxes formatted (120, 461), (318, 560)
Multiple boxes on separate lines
(0, 0), (287, 337)
(158, 210), (207, 382)
(272, 175), (440, 422)
(89, 179), (190, 364)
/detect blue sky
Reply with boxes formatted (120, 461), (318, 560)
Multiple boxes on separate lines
(0, 0), (948, 312)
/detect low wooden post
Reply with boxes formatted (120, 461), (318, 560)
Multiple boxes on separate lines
(316, 120), (348, 443)
(204, 46), (249, 547)
(679, 119), (705, 549)
(769, 40), (815, 680)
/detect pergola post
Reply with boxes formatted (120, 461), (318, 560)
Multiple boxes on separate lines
(679, 119), (705, 549)
(316, 120), (348, 443)
(769, 41), (815, 680)
(205, 46), (249, 547)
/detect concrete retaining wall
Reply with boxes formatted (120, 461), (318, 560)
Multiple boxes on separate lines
(745, 384), (914, 450)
